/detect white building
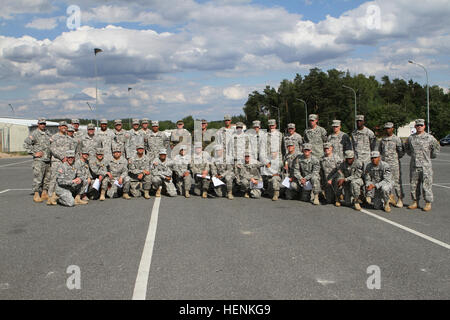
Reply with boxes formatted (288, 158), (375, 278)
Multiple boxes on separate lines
(397, 121), (416, 138)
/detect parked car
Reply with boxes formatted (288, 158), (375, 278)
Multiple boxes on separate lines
(440, 134), (450, 146)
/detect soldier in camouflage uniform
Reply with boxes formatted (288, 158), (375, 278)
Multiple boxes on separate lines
(191, 142), (212, 198)
(247, 120), (267, 161)
(112, 119), (130, 158)
(328, 120), (352, 160)
(96, 119), (114, 162)
(364, 151), (393, 212)
(101, 146), (131, 200)
(292, 143), (321, 205)
(336, 150), (365, 211)
(151, 149), (177, 197)
(24, 118), (52, 202)
(405, 119), (440, 212)
(170, 120), (191, 158)
(67, 125), (81, 157)
(90, 148), (109, 200)
(261, 152), (283, 201)
(172, 145), (192, 198)
(351, 115), (376, 167)
(147, 120), (169, 162)
(284, 123), (303, 155)
(126, 119), (144, 160)
(232, 122), (251, 164)
(79, 123), (100, 161)
(55, 150), (88, 207)
(74, 147), (92, 203)
(139, 118), (151, 153)
(215, 115), (235, 163)
(379, 122), (405, 208)
(128, 144), (151, 199)
(71, 119), (85, 139)
(234, 153), (264, 199)
(283, 141), (300, 200)
(211, 145), (235, 199)
(304, 114), (328, 158)
(320, 142), (342, 205)
(263, 119), (283, 163)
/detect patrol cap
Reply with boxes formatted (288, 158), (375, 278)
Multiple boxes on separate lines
(141, 118), (149, 124)
(384, 122), (394, 129)
(176, 120), (184, 125)
(286, 140), (295, 147)
(38, 118), (46, 124)
(303, 143), (312, 150)
(87, 123), (95, 130)
(344, 150), (355, 159)
(67, 125), (75, 132)
(65, 150), (75, 158)
(371, 151), (380, 158)
(159, 148), (167, 155)
(224, 114), (231, 121)
(244, 152), (250, 157)
(151, 120), (159, 127)
(112, 145), (122, 153)
(179, 145), (187, 151)
(415, 119), (425, 126)
(323, 142), (332, 149)
(356, 115), (365, 121)
(81, 146), (90, 154)
(59, 121), (68, 127)
(194, 142), (202, 148)
(252, 120), (261, 128)
(132, 119), (140, 125)
(236, 122), (244, 128)
(308, 114), (318, 121)
(332, 120), (341, 127)
(136, 144), (145, 150)
(287, 123), (296, 129)
(71, 119), (80, 124)
(201, 119), (207, 124)
(268, 119), (276, 126)
(114, 119), (122, 125)
(100, 118), (108, 124)
(96, 148), (104, 155)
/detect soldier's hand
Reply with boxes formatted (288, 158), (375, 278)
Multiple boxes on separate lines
(166, 176), (171, 181)
(367, 184), (375, 191)
(284, 165), (288, 171)
(34, 151), (43, 158)
(184, 171), (190, 177)
(88, 178), (92, 185)
(327, 180), (332, 185)
(143, 170), (150, 175)
(138, 173), (144, 180)
(99, 175), (103, 181)
(118, 177), (123, 185)
(337, 179), (345, 187)
(266, 163), (271, 168)
(300, 178), (306, 185)
(201, 170), (208, 178)
(107, 172), (113, 179)
(62, 157), (67, 163)
(251, 178), (257, 184)
(73, 178), (81, 184)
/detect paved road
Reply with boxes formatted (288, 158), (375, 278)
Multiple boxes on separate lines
(1, 149), (449, 299)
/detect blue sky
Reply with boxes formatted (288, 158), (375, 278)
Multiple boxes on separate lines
(0, 0), (448, 121)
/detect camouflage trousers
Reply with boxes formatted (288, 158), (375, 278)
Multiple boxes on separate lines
(285, 176), (321, 200)
(322, 179), (339, 204)
(389, 163), (404, 199)
(175, 174), (192, 194)
(235, 178), (262, 198)
(130, 175), (152, 197)
(262, 175), (281, 196)
(410, 166), (434, 203)
(56, 184), (82, 207)
(48, 160), (62, 195)
(32, 159), (51, 192)
(102, 176), (131, 198)
(337, 178), (364, 204)
(213, 174), (234, 197)
(193, 175), (211, 196)
(372, 182), (393, 209)
(151, 176), (177, 197)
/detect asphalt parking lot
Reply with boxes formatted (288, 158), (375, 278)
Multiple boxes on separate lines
(1, 148), (449, 300)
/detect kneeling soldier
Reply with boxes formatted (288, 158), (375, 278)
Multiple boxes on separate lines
(74, 147), (92, 203)
(102, 146), (131, 200)
(90, 148), (108, 200)
(336, 150), (365, 210)
(172, 145), (192, 198)
(284, 140), (300, 200)
(364, 151), (394, 212)
(129, 144), (152, 199)
(320, 143), (342, 205)
(262, 152), (283, 201)
(235, 153), (264, 199)
(293, 143), (321, 205)
(55, 150), (87, 206)
(191, 142), (212, 198)
(211, 145), (235, 199)
(151, 149), (177, 197)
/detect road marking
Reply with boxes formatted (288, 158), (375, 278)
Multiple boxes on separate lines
(0, 189), (10, 194)
(0, 159), (32, 168)
(434, 184), (450, 190)
(0, 188), (31, 194)
(361, 208), (450, 250)
(132, 197), (161, 300)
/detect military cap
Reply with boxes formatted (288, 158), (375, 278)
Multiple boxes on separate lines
(384, 122), (394, 129)
(415, 119), (425, 126)
(81, 146), (90, 154)
(71, 119), (80, 124)
(194, 142), (203, 148)
(308, 114), (318, 121)
(344, 150), (355, 159)
(141, 118), (149, 124)
(114, 119), (122, 125)
(176, 120), (184, 125)
(65, 150), (75, 158)
(136, 144), (145, 150)
(287, 123), (296, 129)
(179, 145), (187, 151)
(286, 140), (295, 147)
(201, 119), (207, 124)
(370, 151), (381, 158)
(356, 115), (365, 121)
(244, 152), (250, 157)
(224, 114), (232, 121)
(38, 118), (46, 124)
(303, 143), (312, 150)
(236, 122), (244, 128)
(100, 118), (108, 124)
(323, 142), (332, 149)
(67, 125), (75, 132)
(159, 148), (167, 155)
(132, 119), (140, 125)
(268, 119), (276, 126)
(332, 120), (341, 127)
(59, 121), (68, 127)
(112, 145), (122, 153)
(87, 123), (95, 130)
(96, 148), (104, 155)
(252, 120), (261, 128)
(151, 120), (159, 127)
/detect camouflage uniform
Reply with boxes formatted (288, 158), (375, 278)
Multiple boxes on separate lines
(191, 148), (212, 196)
(264, 127), (283, 163)
(89, 151), (109, 196)
(328, 125), (352, 160)
(74, 156), (92, 196)
(128, 153), (151, 197)
(351, 126), (376, 167)
(170, 126), (191, 158)
(211, 155), (235, 197)
(234, 159), (264, 198)
(96, 126), (114, 161)
(147, 124), (170, 162)
(112, 128), (130, 158)
(79, 132), (101, 161)
(215, 116), (235, 163)
(232, 125), (251, 163)
(261, 155), (283, 197)
(283, 151), (300, 200)
(304, 116), (327, 158)
(364, 157), (393, 209)
(336, 153), (365, 204)
(247, 122), (266, 161)
(284, 131), (303, 155)
(55, 159), (83, 207)
(292, 153), (321, 201)
(172, 151), (192, 195)
(24, 125), (52, 193)
(103, 155), (131, 198)
(151, 155), (177, 197)
(48, 130), (71, 195)
(320, 150), (342, 204)
(126, 124), (145, 160)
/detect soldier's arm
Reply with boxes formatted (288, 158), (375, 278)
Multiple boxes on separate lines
(128, 159), (140, 175)
(56, 166), (74, 188)
(321, 127), (328, 143)
(292, 158), (303, 181)
(379, 163), (393, 188)
(50, 138), (64, 161)
(344, 133), (353, 151)
(369, 130), (376, 151)
(431, 136), (441, 159)
(363, 166), (373, 187)
(396, 137), (405, 159)
(23, 134), (35, 155)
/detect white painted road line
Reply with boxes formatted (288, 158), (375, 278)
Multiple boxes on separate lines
(0, 189), (10, 194)
(0, 159), (32, 168)
(0, 188), (31, 194)
(434, 184), (450, 190)
(132, 197), (161, 300)
(361, 209), (450, 250)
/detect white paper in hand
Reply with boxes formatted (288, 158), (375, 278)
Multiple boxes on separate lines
(212, 177), (225, 187)
(196, 174), (211, 180)
(250, 181), (264, 189)
(114, 180), (123, 188)
(92, 178), (100, 191)
(282, 177), (291, 189)
(303, 180), (312, 191)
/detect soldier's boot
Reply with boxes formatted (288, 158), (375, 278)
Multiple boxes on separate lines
(227, 191), (234, 200)
(335, 197), (341, 207)
(408, 201), (418, 210)
(423, 202), (432, 212)
(122, 193), (131, 200)
(99, 190), (106, 201)
(272, 191), (279, 201)
(396, 198), (403, 208)
(202, 191), (207, 199)
(389, 194), (397, 205)
(339, 194), (344, 201)
(33, 192), (43, 203)
(185, 190), (190, 198)
(155, 187), (162, 197)
(366, 196), (372, 205)
(384, 202), (391, 213)
(244, 192), (250, 198)
(354, 201), (361, 211)
(144, 190), (151, 199)
(47, 193), (58, 205)
(313, 194), (320, 205)
(74, 195), (88, 205)
(40, 190), (49, 201)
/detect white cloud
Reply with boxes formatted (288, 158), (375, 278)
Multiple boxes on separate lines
(0, 0), (54, 19)
(25, 17), (60, 30)
(223, 85), (248, 100)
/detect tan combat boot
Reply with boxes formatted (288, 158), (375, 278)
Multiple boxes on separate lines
(185, 190), (190, 198)
(33, 192), (43, 203)
(335, 197), (341, 207)
(144, 190), (151, 199)
(99, 190), (106, 201)
(423, 202), (432, 212)
(155, 187), (162, 197)
(366, 196), (372, 205)
(408, 201), (418, 210)
(354, 201), (361, 211)
(396, 198), (403, 208)
(122, 193), (131, 200)
(40, 190), (49, 201)
(389, 194), (397, 205)
(244, 192), (249, 198)
(202, 191), (207, 199)
(384, 202), (391, 213)
(227, 191), (234, 200)
(313, 194), (320, 205)
(74, 195), (88, 205)
(272, 191), (279, 201)
(47, 193), (57, 205)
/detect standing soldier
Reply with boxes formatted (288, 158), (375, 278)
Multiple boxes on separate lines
(80, 123), (100, 161)
(47, 121), (70, 205)
(191, 142), (212, 199)
(234, 153), (264, 199)
(128, 145), (151, 199)
(320, 143), (342, 205)
(170, 120), (191, 157)
(351, 115), (376, 167)
(24, 118), (52, 202)
(336, 150), (365, 210)
(405, 119), (440, 212)
(102, 146), (131, 200)
(292, 143), (321, 205)
(215, 115), (235, 162)
(264, 119), (283, 163)
(139, 118), (151, 153)
(248, 120), (267, 161)
(284, 123), (303, 155)
(304, 114), (328, 158)
(364, 151), (394, 212)
(66, 125), (80, 156)
(328, 120), (352, 160)
(232, 122), (250, 164)
(96, 118), (114, 161)
(211, 145), (235, 199)
(71, 119), (84, 138)
(261, 151), (283, 201)
(151, 149), (177, 197)
(55, 150), (87, 206)
(283, 141), (300, 200)
(126, 119), (144, 160)
(112, 119), (130, 158)
(90, 148), (109, 200)
(147, 120), (169, 162)
(379, 122), (405, 207)
(172, 145), (192, 198)
(74, 147), (93, 203)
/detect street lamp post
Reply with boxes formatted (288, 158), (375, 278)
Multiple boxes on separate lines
(94, 48), (103, 129)
(270, 105), (281, 130)
(342, 85), (357, 130)
(296, 99), (308, 129)
(408, 60), (430, 133)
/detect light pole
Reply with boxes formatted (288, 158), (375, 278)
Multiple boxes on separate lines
(128, 87), (132, 129)
(8, 104), (14, 116)
(408, 60), (430, 133)
(296, 98), (308, 129)
(94, 48), (103, 129)
(86, 102), (98, 128)
(270, 105), (281, 130)
(343, 85), (357, 130)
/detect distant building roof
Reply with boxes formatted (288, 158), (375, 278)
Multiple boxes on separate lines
(0, 117), (59, 127)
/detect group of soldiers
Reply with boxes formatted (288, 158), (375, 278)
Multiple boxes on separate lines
(24, 114), (440, 212)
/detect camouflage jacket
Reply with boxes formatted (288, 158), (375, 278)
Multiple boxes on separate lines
(56, 162), (82, 189)
(304, 126), (328, 157)
(50, 133), (71, 162)
(96, 129), (114, 155)
(128, 154), (150, 179)
(151, 158), (173, 178)
(351, 127), (376, 163)
(235, 160), (263, 181)
(191, 151), (211, 175)
(292, 155), (320, 181)
(89, 158), (109, 178)
(320, 154), (342, 182)
(379, 134), (404, 165)
(24, 128), (52, 162)
(328, 131), (352, 160)
(337, 159), (364, 182)
(364, 161), (393, 188)
(74, 159), (92, 181)
(108, 157), (129, 180)
(405, 132), (440, 168)
(284, 132), (303, 155)
(172, 154), (191, 177)
(126, 129), (145, 159)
